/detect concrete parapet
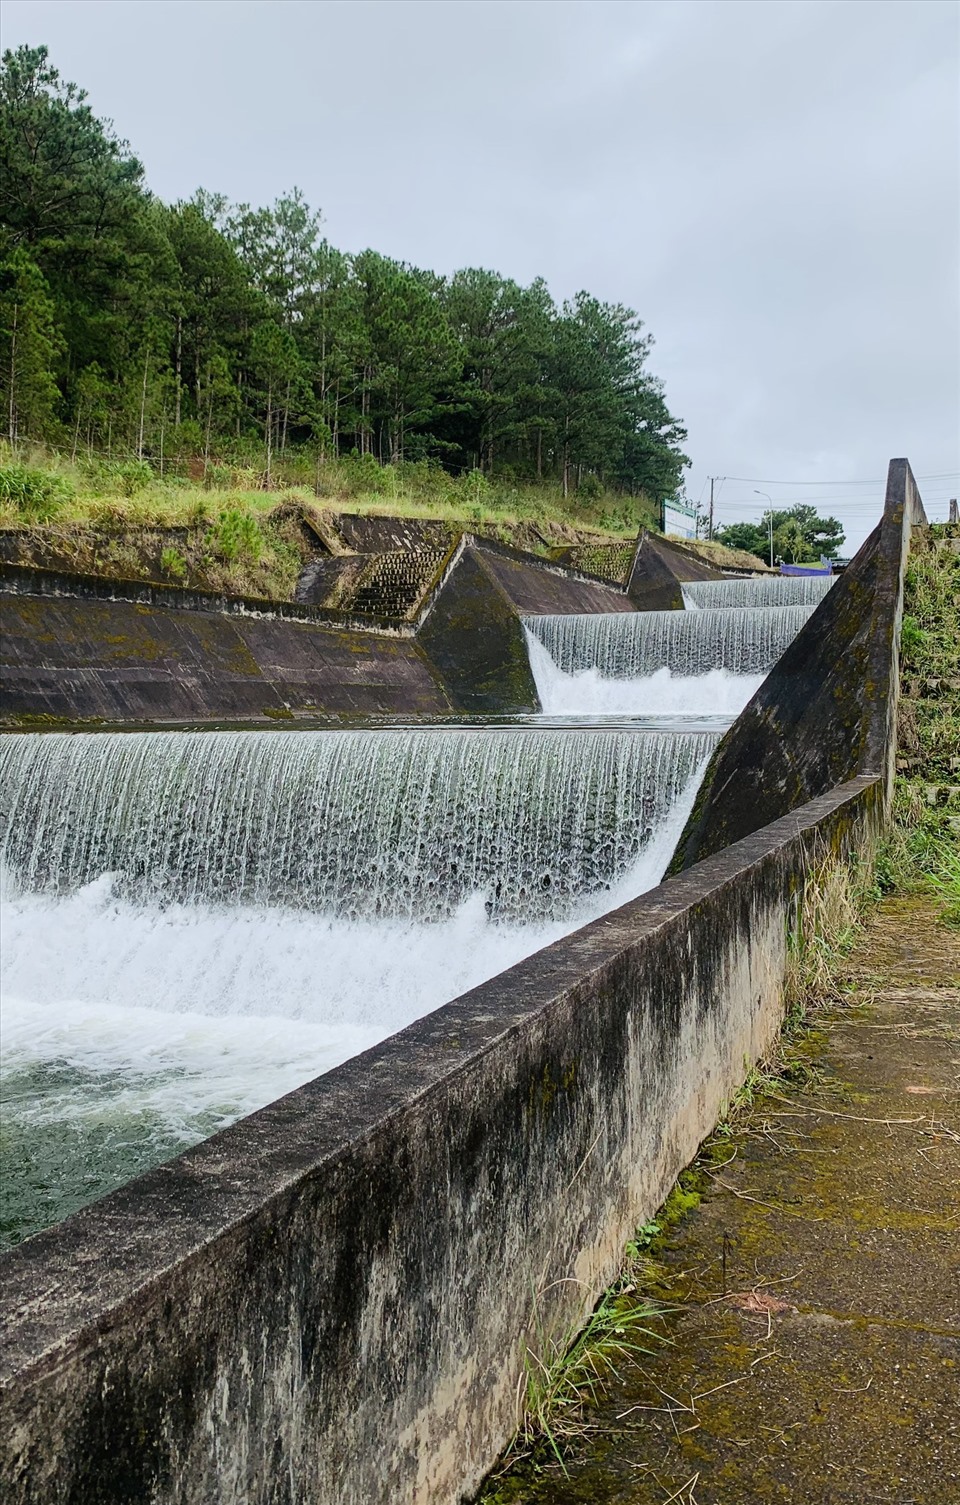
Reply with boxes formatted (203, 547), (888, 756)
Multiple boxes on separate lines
(670, 460), (927, 870)
(0, 775), (883, 1505)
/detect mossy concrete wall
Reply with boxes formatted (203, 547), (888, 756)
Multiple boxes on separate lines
(474, 536), (635, 615)
(671, 460), (927, 870)
(0, 582), (452, 723)
(0, 537), (630, 724)
(0, 775), (883, 1505)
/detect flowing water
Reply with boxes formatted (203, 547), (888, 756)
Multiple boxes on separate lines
(0, 725), (717, 1246)
(681, 576), (835, 610)
(1, 581), (819, 1245)
(524, 604), (813, 718)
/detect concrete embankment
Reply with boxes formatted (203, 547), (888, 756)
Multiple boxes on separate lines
(0, 535), (633, 724)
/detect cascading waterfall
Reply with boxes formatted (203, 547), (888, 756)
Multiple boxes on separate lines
(1, 725), (718, 1244)
(526, 606), (813, 678)
(1, 728), (718, 921)
(682, 576), (835, 610)
(524, 604), (813, 717)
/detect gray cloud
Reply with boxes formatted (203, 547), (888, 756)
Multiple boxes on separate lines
(4, 0), (958, 546)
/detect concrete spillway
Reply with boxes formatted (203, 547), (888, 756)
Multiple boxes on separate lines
(681, 575), (835, 610)
(524, 603), (814, 717)
(524, 605), (814, 678)
(0, 724), (718, 1246)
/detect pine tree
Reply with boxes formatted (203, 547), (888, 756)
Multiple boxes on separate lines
(0, 248), (62, 440)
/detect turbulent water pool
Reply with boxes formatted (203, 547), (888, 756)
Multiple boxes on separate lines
(0, 581), (819, 1246)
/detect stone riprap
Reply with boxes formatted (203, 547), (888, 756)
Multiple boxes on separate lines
(0, 777), (883, 1505)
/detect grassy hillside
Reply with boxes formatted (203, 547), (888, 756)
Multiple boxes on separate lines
(0, 443), (661, 600)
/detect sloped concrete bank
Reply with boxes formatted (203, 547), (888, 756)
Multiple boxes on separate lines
(672, 459), (926, 868)
(0, 535), (631, 724)
(0, 777), (883, 1505)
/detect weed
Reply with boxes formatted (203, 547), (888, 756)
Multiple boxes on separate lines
(783, 856), (865, 1011)
(513, 1283), (666, 1468)
(0, 464), (73, 520)
(211, 508), (264, 565)
(159, 547), (187, 582)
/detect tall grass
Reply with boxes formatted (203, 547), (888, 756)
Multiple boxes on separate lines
(0, 440), (657, 540)
(512, 1280), (667, 1468)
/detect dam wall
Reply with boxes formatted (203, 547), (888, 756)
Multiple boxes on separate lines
(0, 465), (921, 1502)
(0, 537), (629, 725)
(671, 459), (926, 869)
(0, 774), (883, 1505)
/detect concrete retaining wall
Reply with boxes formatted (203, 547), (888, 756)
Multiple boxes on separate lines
(0, 536), (629, 725)
(671, 460), (926, 870)
(0, 776), (883, 1505)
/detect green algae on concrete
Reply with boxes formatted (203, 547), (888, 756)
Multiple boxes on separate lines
(479, 896), (960, 1504)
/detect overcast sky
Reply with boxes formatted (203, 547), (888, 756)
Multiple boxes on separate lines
(4, 0), (958, 549)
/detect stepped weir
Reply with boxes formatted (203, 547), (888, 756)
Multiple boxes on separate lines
(681, 574), (835, 609)
(0, 463), (926, 1505)
(524, 604), (814, 678)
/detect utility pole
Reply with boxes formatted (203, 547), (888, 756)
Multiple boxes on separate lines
(706, 476), (725, 540)
(950, 498), (958, 523)
(754, 490), (774, 567)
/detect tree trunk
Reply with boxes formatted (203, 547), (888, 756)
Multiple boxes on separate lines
(203, 388), (213, 475)
(137, 347), (150, 460)
(265, 380), (273, 488)
(7, 301), (18, 442)
(281, 378), (291, 453)
(536, 424), (542, 482)
(174, 317), (182, 426)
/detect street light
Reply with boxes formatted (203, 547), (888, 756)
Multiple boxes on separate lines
(754, 490), (774, 567)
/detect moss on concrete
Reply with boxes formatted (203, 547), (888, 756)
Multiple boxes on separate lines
(477, 897), (960, 1503)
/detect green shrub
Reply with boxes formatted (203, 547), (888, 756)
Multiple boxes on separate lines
(0, 463), (73, 520)
(204, 464), (235, 491)
(114, 459), (153, 496)
(576, 472), (604, 501)
(159, 546), (187, 582)
(80, 457), (154, 497)
(212, 508), (264, 564)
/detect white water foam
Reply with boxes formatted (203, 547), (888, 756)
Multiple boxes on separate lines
(525, 630), (765, 718)
(0, 733), (710, 1239)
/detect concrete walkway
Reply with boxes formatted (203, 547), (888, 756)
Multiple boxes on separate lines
(485, 897), (960, 1504)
